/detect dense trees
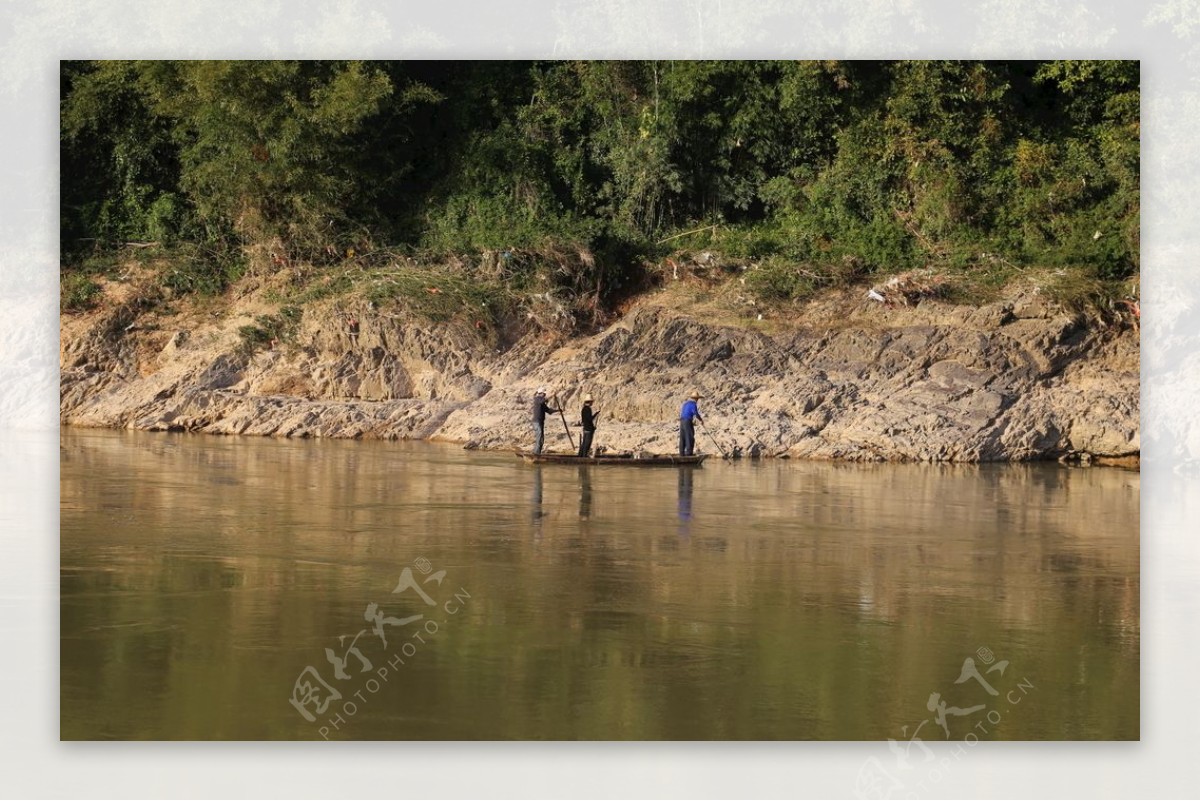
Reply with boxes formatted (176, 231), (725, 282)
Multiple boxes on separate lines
(61, 60), (1139, 300)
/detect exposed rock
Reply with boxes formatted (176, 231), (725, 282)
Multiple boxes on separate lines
(60, 287), (1139, 463)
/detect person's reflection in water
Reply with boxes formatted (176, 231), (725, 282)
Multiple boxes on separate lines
(578, 465), (593, 521)
(531, 465), (545, 541)
(677, 466), (694, 540)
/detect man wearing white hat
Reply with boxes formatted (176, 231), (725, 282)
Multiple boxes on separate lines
(531, 387), (560, 455)
(578, 394), (600, 457)
(679, 390), (704, 456)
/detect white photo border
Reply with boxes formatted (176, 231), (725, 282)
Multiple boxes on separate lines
(3, 1), (1192, 797)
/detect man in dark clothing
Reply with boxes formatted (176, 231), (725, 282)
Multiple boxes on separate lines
(578, 394), (599, 457)
(679, 391), (704, 456)
(531, 387), (559, 455)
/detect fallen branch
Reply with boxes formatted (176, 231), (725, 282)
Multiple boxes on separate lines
(656, 224), (720, 245)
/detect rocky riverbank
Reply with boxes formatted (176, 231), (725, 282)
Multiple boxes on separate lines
(60, 271), (1139, 463)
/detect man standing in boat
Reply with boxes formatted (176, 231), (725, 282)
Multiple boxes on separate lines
(679, 391), (704, 456)
(531, 388), (560, 455)
(578, 394), (599, 457)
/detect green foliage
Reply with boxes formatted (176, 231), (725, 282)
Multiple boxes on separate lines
(741, 255), (868, 304)
(289, 271), (358, 305)
(236, 306), (303, 357)
(146, 193), (185, 245)
(62, 59), (1140, 310)
(235, 323), (274, 355)
(742, 259), (822, 302)
(61, 62), (181, 256)
(137, 61), (409, 258)
(62, 60), (439, 268)
(363, 268), (501, 323)
(1041, 268), (1126, 316)
(61, 273), (102, 312)
(161, 247), (246, 296)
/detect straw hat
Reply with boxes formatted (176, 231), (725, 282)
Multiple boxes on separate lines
(583, 394), (594, 403)
(689, 390), (703, 399)
(535, 386), (547, 395)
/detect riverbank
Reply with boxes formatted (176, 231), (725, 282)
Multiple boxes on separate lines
(59, 263), (1139, 463)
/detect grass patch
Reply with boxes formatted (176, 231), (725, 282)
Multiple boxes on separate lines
(280, 248), (593, 332)
(161, 248), (247, 296)
(1040, 269), (1126, 316)
(236, 306), (303, 358)
(63, 243), (246, 298)
(363, 267), (507, 324)
(737, 255), (867, 304)
(61, 272), (102, 312)
(289, 270), (358, 305)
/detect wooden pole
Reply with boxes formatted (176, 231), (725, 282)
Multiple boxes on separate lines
(554, 394), (576, 451)
(700, 419), (729, 459)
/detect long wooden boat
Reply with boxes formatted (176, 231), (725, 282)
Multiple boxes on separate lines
(517, 451), (708, 466)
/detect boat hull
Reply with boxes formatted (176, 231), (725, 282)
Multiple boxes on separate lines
(517, 451), (708, 466)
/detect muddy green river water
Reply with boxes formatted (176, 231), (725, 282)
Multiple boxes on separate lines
(60, 428), (1138, 740)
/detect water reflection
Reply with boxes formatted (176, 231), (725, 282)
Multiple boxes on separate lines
(677, 466), (693, 540)
(531, 465), (545, 538)
(60, 428), (1139, 741)
(578, 466), (592, 521)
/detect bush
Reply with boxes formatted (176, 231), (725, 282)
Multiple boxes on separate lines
(146, 193), (184, 245)
(61, 273), (101, 312)
(741, 257), (864, 303)
(161, 248), (246, 296)
(236, 306), (303, 358)
(1042, 269), (1124, 316)
(364, 266), (504, 324)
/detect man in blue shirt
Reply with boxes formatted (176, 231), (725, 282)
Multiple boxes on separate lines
(531, 387), (560, 455)
(679, 391), (704, 456)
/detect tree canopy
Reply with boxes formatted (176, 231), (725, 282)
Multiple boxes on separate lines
(61, 60), (1139, 292)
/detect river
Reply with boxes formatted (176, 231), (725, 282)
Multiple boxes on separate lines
(60, 428), (1139, 740)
